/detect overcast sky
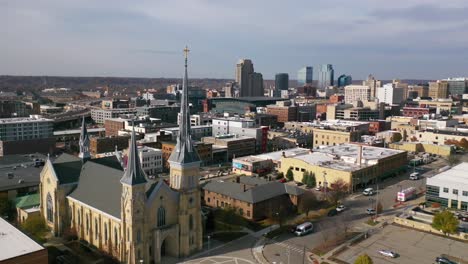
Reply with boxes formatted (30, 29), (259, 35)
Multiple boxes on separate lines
(2, 0), (468, 80)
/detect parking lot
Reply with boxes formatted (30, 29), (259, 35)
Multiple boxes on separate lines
(336, 224), (468, 264)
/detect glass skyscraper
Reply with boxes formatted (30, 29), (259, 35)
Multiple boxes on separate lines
(275, 73), (289, 97)
(297, 66), (313, 86)
(337, 74), (352, 87)
(317, 64), (334, 89)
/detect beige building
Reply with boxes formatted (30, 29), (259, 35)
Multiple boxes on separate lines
(312, 128), (362, 147)
(278, 144), (407, 191)
(428, 81), (448, 99)
(39, 52), (203, 264)
(362, 74), (382, 99)
(344, 85), (371, 104)
(414, 129), (468, 145)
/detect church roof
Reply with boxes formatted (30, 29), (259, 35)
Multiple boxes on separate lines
(68, 160), (124, 219)
(168, 47), (200, 165)
(52, 154), (82, 184)
(120, 126), (147, 185)
(14, 193), (40, 209)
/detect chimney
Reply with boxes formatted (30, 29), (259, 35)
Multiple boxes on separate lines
(243, 184), (247, 192)
(282, 151), (286, 157)
(357, 145), (362, 166)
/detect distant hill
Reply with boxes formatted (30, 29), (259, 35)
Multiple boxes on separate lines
(0, 75), (233, 92)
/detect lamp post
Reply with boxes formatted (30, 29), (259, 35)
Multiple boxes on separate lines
(207, 235), (211, 250)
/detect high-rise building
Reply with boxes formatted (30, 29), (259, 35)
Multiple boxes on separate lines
(363, 74), (382, 99)
(317, 64), (334, 89)
(377, 83), (405, 105)
(344, 85), (371, 104)
(429, 81), (449, 99)
(236, 59), (264, 97)
(337, 75), (352, 87)
(275, 73), (289, 97)
(444, 78), (467, 96)
(297, 66), (313, 86)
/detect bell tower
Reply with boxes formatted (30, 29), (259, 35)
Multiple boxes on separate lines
(78, 116), (91, 162)
(168, 46), (203, 256)
(120, 125), (148, 263)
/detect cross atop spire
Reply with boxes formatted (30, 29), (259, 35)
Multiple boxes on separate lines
(78, 116), (91, 162)
(120, 121), (147, 185)
(168, 46), (200, 165)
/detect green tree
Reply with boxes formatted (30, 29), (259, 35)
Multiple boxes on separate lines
(286, 168), (294, 182)
(432, 211), (459, 236)
(306, 173), (316, 188)
(21, 215), (48, 242)
(354, 254), (373, 264)
(391, 132), (402, 142)
(302, 171), (309, 184)
(0, 197), (14, 220)
(299, 192), (318, 216)
(447, 155), (460, 167)
(402, 129), (408, 141)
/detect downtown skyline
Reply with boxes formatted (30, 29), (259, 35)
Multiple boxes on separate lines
(2, 0), (468, 80)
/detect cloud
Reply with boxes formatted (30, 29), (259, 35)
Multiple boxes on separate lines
(1, 0), (468, 79)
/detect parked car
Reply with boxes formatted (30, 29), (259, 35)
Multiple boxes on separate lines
(327, 209), (338, 217)
(294, 222), (314, 236)
(336, 205), (346, 212)
(378, 250), (397, 258)
(435, 257), (457, 264)
(458, 214), (468, 222)
(366, 208), (376, 215)
(278, 178), (287, 183)
(409, 172), (420, 180)
(295, 182), (304, 186)
(363, 188), (374, 196)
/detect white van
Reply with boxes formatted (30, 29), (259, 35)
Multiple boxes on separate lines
(294, 222), (314, 236)
(363, 188), (374, 196)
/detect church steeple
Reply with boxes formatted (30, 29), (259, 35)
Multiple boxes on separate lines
(78, 116), (91, 162)
(168, 46), (200, 165)
(120, 124), (147, 185)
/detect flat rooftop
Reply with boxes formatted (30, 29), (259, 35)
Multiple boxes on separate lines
(315, 143), (404, 161)
(0, 116), (53, 124)
(0, 217), (44, 261)
(233, 155), (268, 163)
(255, 147), (310, 161)
(430, 162), (468, 185)
(54, 128), (105, 136)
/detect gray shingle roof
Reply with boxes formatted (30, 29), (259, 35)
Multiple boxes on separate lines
(68, 161), (123, 219)
(203, 180), (304, 204)
(52, 154), (82, 184)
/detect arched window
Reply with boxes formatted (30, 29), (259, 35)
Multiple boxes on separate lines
(69, 206), (73, 224)
(137, 229), (141, 243)
(95, 219), (99, 239)
(86, 214), (90, 235)
(189, 214), (194, 230)
(114, 227), (118, 247)
(46, 193), (53, 222)
(78, 209), (81, 225)
(157, 207), (166, 227)
(104, 223), (108, 244)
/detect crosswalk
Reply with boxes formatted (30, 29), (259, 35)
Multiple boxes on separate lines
(271, 240), (306, 254)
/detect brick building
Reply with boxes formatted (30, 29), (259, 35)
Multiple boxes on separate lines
(89, 135), (130, 155)
(161, 141), (213, 169)
(104, 118), (126, 136)
(266, 101), (297, 123)
(202, 135), (256, 160)
(203, 176), (304, 220)
(402, 106), (436, 118)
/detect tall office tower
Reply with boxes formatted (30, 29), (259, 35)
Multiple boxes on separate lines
(275, 73), (289, 97)
(429, 81), (449, 99)
(362, 74), (382, 99)
(377, 83), (405, 105)
(297, 66), (313, 86)
(444, 78), (468, 96)
(317, 64), (334, 89)
(337, 74), (352, 87)
(236, 59), (263, 97)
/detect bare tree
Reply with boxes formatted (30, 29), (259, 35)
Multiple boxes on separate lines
(326, 179), (349, 206)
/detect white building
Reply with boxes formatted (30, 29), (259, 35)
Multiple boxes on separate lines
(160, 125), (212, 141)
(138, 146), (163, 177)
(377, 83), (404, 105)
(212, 117), (268, 153)
(426, 163), (468, 211)
(0, 115), (53, 141)
(344, 85), (370, 104)
(91, 108), (136, 124)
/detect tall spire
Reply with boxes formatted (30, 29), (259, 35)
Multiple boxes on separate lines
(121, 123), (147, 185)
(168, 46), (200, 164)
(78, 116), (91, 161)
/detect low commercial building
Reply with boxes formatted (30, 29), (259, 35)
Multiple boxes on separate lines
(266, 100), (298, 123)
(279, 144), (407, 191)
(203, 176), (304, 220)
(389, 142), (455, 157)
(14, 193), (40, 224)
(202, 135), (256, 160)
(402, 106), (436, 118)
(137, 146), (163, 177)
(161, 141), (212, 169)
(232, 156), (274, 176)
(268, 129), (312, 149)
(0, 217), (48, 263)
(415, 129), (468, 145)
(426, 163), (468, 211)
(161, 125), (212, 141)
(89, 135), (130, 155)
(91, 108), (136, 124)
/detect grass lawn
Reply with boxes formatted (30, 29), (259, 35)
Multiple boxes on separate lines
(366, 219), (380, 226)
(210, 232), (248, 242)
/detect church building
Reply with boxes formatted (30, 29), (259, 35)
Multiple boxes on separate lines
(39, 47), (203, 263)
